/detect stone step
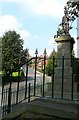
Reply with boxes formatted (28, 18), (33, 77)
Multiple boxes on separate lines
(2, 97), (79, 120)
(27, 98), (79, 120)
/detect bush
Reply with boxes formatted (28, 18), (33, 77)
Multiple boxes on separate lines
(20, 69), (24, 76)
(46, 59), (52, 76)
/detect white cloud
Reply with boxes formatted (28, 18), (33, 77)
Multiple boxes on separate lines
(0, 15), (21, 36)
(22, 0), (67, 17)
(48, 37), (56, 45)
(73, 35), (77, 57)
(48, 35), (77, 57)
(29, 49), (36, 57)
(48, 37), (57, 50)
(0, 14), (40, 56)
(28, 0), (66, 17)
(1, 0), (67, 17)
(46, 49), (53, 56)
(20, 30), (31, 48)
(0, 15), (31, 46)
(33, 35), (39, 40)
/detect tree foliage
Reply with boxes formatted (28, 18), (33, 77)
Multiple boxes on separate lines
(46, 50), (58, 76)
(2, 31), (29, 76)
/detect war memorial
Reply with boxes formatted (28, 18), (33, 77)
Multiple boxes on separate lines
(1, 0), (79, 120)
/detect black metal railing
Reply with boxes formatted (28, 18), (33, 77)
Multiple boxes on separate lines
(1, 49), (79, 118)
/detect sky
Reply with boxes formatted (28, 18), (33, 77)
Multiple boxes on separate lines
(0, 0), (77, 57)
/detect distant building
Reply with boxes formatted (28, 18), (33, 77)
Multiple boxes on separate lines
(29, 54), (49, 70)
(37, 55), (48, 70)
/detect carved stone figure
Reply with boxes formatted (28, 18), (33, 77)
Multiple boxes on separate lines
(62, 6), (69, 34)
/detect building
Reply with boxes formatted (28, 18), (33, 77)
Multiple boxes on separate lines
(37, 55), (48, 70)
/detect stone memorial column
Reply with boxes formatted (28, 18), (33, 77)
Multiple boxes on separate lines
(55, 35), (75, 67)
(53, 35), (75, 99)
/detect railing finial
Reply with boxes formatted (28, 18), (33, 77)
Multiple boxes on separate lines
(35, 48), (38, 54)
(44, 48), (47, 55)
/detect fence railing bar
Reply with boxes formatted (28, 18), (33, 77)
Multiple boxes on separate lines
(71, 58), (74, 100)
(61, 56), (64, 99)
(7, 80), (12, 113)
(34, 54), (37, 96)
(25, 63), (28, 99)
(52, 56), (55, 98)
(28, 83), (31, 103)
(42, 54), (46, 97)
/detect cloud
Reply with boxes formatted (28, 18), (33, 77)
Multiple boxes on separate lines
(48, 34), (77, 57)
(0, 14), (40, 56)
(48, 37), (55, 45)
(29, 49), (36, 57)
(73, 35), (77, 57)
(48, 37), (57, 49)
(1, 0), (66, 17)
(0, 15), (21, 35)
(22, 0), (66, 17)
(20, 30), (31, 48)
(27, 0), (66, 17)
(0, 14), (31, 46)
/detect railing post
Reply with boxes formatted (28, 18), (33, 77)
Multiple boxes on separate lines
(7, 74), (12, 113)
(52, 56), (55, 98)
(40, 81), (42, 97)
(61, 56), (64, 99)
(43, 49), (46, 97)
(1, 84), (4, 117)
(71, 57), (74, 100)
(34, 49), (38, 96)
(25, 63), (28, 99)
(16, 65), (20, 104)
(28, 83), (31, 103)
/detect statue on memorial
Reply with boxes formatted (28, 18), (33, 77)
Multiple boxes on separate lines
(54, 0), (79, 38)
(54, 6), (73, 38)
(62, 6), (69, 34)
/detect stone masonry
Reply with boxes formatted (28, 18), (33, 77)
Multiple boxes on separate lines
(53, 35), (79, 100)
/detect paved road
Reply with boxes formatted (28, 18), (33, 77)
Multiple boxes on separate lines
(2, 67), (51, 89)
(1, 67), (51, 118)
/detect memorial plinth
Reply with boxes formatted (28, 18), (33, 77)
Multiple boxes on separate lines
(55, 35), (75, 67)
(53, 35), (79, 100)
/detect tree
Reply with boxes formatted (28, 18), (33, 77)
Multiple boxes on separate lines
(46, 49), (58, 76)
(46, 58), (52, 76)
(20, 48), (29, 66)
(2, 30), (28, 76)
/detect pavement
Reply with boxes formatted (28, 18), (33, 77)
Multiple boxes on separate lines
(2, 97), (79, 120)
